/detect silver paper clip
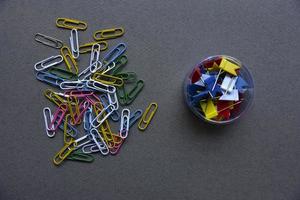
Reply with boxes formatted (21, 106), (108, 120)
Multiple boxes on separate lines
(119, 109), (130, 139)
(69, 29), (79, 59)
(91, 104), (115, 128)
(43, 107), (56, 138)
(60, 80), (86, 90)
(34, 55), (63, 71)
(89, 128), (109, 155)
(86, 79), (116, 93)
(35, 33), (63, 49)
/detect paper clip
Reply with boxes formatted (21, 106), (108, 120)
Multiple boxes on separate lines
(129, 109), (143, 128)
(82, 143), (100, 154)
(83, 106), (93, 131)
(48, 67), (78, 80)
(44, 89), (70, 107)
(34, 55), (63, 71)
(60, 80), (85, 90)
(63, 114), (75, 144)
(53, 140), (77, 165)
(79, 41), (108, 54)
(92, 73), (124, 87)
(99, 94), (120, 122)
(89, 128), (110, 155)
(101, 62), (116, 74)
(69, 29), (79, 59)
(116, 85), (127, 105)
(58, 118), (78, 138)
(115, 72), (137, 83)
(74, 135), (93, 150)
(60, 46), (78, 74)
(43, 107), (56, 138)
(138, 102), (158, 131)
(91, 104), (115, 128)
(49, 104), (68, 131)
(102, 43), (127, 67)
(73, 101), (90, 125)
(86, 79), (116, 94)
(67, 150), (94, 163)
(77, 62), (102, 81)
(56, 18), (87, 30)
(35, 33), (63, 49)
(90, 43), (101, 66)
(68, 90), (94, 98)
(93, 27), (125, 40)
(111, 55), (128, 75)
(36, 71), (64, 87)
(126, 80), (144, 105)
(119, 109), (130, 139)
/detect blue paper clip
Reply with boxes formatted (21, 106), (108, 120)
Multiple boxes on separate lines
(99, 94), (120, 122)
(129, 109), (143, 127)
(83, 106), (93, 132)
(36, 71), (65, 87)
(102, 43), (126, 67)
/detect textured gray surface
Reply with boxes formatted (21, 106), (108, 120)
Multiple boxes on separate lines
(0, 0), (300, 200)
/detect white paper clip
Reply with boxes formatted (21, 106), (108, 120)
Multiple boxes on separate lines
(119, 109), (130, 139)
(34, 55), (63, 71)
(69, 29), (79, 59)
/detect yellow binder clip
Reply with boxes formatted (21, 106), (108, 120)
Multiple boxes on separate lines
(93, 27), (125, 41)
(138, 102), (158, 131)
(53, 140), (77, 165)
(60, 46), (79, 74)
(92, 73), (124, 87)
(56, 18), (87, 31)
(79, 41), (108, 54)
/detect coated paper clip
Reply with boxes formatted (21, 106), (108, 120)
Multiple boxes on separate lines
(36, 72), (65, 87)
(102, 43), (127, 67)
(90, 43), (101, 67)
(115, 72), (137, 83)
(34, 55), (63, 71)
(119, 109), (130, 139)
(43, 107), (56, 138)
(48, 104), (68, 131)
(79, 41), (108, 54)
(56, 18), (87, 31)
(53, 140), (77, 165)
(60, 80), (86, 90)
(82, 143), (100, 154)
(67, 150), (94, 163)
(60, 46), (79, 74)
(77, 61), (102, 81)
(93, 27), (125, 40)
(126, 80), (144, 105)
(69, 29), (79, 59)
(48, 67), (78, 80)
(129, 109), (143, 128)
(35, 33), (63, 49)
(111, 55), (128, 75)
(138, 102), (158, 131)
(92, 73), (124, 87)
(63, 114), (76, 144)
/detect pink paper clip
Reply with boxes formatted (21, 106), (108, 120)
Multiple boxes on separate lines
(49, 104), (67, 130)
(73, 101), (90, 124)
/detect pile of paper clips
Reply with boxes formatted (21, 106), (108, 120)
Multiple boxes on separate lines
(34, 18), (158, 166)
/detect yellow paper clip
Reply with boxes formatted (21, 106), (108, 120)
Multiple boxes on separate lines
(60, 46), (78, 74)
(56, 18), (87, 31)
(53, 140), (77, 165)
(63, 114), (75, 144)
(93, 27), (125, 41)
(44, 89), (68, 108)
(79, 41), (108, 54)
(92, 73), (124, 87)
(67, 96), (80, 125)
(138, 102), (158, 131)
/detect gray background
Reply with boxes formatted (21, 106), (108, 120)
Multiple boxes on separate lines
(0, 0), (300, 200)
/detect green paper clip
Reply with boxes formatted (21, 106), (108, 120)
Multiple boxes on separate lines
(111, 55), (128, 75)
(117, 85), (127, 105)
(126, 80), (144, 105)
(93, 27), (125, 41)
(48, 67), (78, 80)
(115, 72), (137, 83)
(67, 150), (94, 163)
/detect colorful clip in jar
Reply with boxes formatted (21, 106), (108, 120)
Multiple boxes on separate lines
(184, 55), (254, 125)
